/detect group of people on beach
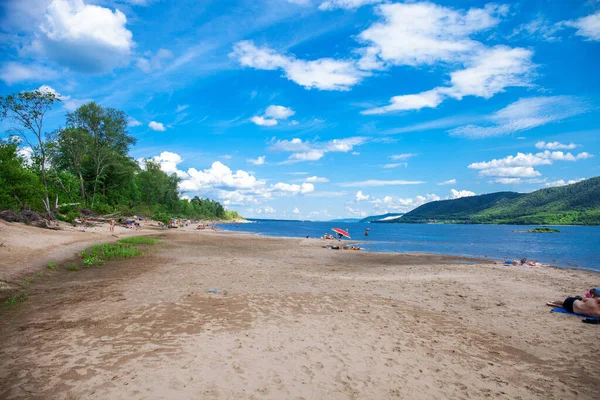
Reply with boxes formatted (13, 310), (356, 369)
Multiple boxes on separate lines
(547, 288), (600, 318)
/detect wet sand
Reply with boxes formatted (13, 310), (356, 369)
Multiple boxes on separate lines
(0, 222), (599, 399)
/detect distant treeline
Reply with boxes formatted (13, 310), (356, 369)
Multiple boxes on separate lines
(392, 177), (600, 225)
(0, 89), (239, 223)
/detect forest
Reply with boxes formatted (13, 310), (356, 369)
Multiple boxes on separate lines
(0, 88), (239, 225)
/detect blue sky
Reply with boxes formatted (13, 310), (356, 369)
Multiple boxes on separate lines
(1, 0), (599, 220)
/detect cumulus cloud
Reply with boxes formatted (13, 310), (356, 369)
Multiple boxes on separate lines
(305, 176), (329, 183)
(148, 121), (166, 131)
(231, 40), (366, 91)
(146, 151), (189, 178)
(363, 46), (535, 114)
(339, 179), (424, 187)
(357, 2), (507, 68)
(34, 0), (134, 73)
(247, 156), (266, 165)
(0, 62), (59, 85)
(293, 207), (301, 214)
(370, 193), (440, 213)
(264, 105), (295, 120)
(563, 11), (600, 41)
(250, 116), (277, 126)
(544, 178), (586, 187)
(273, 182), (315, 195)
(447, 189), (476, 199)
(535, 141), (578, 150)
(34, 85), (88, 112)
(437, 179), (457, 185)
(251, 105), (295, 126)
(127, 117), (142, 127)
(355, 190), (370, 201)
(468, 150), (593, 178)
(269, 137), (367, 163)
(450, 96), (588, 138)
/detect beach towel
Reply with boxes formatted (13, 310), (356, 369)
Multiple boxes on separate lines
(551, 307), (600, 321)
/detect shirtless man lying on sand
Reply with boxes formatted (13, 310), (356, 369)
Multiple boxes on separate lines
(547, 296), (600, 318)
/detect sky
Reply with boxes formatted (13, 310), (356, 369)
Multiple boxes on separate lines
(1, 0), (599, 220)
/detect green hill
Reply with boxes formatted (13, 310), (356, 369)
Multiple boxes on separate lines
(399, 192), (522, 223)
(471, 177), (600, 225)
(396, 177), (600, 225)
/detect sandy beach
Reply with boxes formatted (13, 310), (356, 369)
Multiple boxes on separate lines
(0, 220), (599, 399)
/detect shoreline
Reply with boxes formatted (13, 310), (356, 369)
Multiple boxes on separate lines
(217, 227), (599, 273)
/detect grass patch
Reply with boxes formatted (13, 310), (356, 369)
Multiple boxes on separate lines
(119, 237), (158, 245)
(47, 261), (56, 270)
(79, 237), (156, 266)
(37, 271), (44, 278)
(66, 264), (80, 271)
(20, 275), (35, 287)
(2, 294), (28, 309)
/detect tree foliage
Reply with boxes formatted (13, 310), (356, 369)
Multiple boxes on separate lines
(0, 98), (239, 222)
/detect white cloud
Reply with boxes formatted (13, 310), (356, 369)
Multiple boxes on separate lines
(293, 207), (301, 214)
(231, 40), (366, 91)
(339, 179), (425, 187)
(250, 116), (278, 126)
(362, 89), (445, 114)
(148, 121), (166, 131)
(256, 206), (275, 214)
(247, 155), (266, 165)
(305, 176), (329, 183)
(35, 85), (88, 112)
(0, 62), (59, 85)
(18, 146), (34, 165)
(136, 48), (173, 73)
(389, 153), (416, 160)
(447, 189), (476, 199)
(564, 11), (600, 41)
(147, 151), (189, 178)
(383, 163), (405, 169)
(492, 178), (523, 184)
(535, 141), (578, 150)
(544, 178), (586, 187)
(319, 0), (382, 11)
(355, 190), (370, 201)
(370, 193), (440, 213)
(34, 0), (134, 73)
(450, 96), (588, 138)
(469, 150), (594, 174)
(357, 2), (507, 68)
(180, 161), (265, 192)
(479, 167), (542, 178)
(289, 120), (299, 126)
(176, 104), (189, 113)
(510, 15), (562, 42)
(264, 105), (295, 120)
(437, 179), (457, 185)
(127, 117), (142, 127)
(269, 136), (367, 163)
(273, 182), (314, 195)
(363, 46), (535, 114)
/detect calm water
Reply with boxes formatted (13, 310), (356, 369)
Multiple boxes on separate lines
(219, 220), (600, 271)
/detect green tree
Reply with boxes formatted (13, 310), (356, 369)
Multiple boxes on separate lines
(53, 127), (91, 204)
(65, 102), (135, 208)
(0, 89), (60, 215)
(0, 139), (44, 210)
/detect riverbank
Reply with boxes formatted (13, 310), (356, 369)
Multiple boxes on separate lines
(1, 225), (598, 399)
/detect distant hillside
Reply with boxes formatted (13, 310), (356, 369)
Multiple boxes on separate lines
(360, 213), (404, 223)
(395, 177), (600, 225)
(399, 192), (523, 223)
(472, 177), (600, 225)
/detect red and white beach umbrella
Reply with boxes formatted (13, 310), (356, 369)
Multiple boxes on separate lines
(332, 228), (351, 239)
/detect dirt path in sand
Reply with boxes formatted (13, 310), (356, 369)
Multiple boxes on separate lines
(0, 229), (598, 399)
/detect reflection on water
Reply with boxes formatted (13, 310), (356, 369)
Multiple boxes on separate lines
(220, 220), (600, 271)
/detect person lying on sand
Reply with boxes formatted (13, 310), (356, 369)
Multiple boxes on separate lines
(547, 296), (600, 317)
